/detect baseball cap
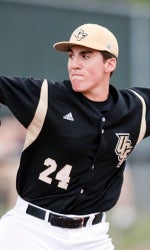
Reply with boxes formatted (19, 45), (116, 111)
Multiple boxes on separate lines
(53, 23), (119, 58)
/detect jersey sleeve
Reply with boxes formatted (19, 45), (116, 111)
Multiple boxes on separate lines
(130, 87), (150, 138)
(0, 76), (44, 128)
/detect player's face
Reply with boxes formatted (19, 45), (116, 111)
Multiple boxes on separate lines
(67, 45), (115, 100)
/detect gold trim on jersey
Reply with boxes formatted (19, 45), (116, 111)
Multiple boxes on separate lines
(130, 89), (146, 144)
(23, 79), (48, 150)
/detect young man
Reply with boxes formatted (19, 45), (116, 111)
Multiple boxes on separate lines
(0, 23), (149, 250)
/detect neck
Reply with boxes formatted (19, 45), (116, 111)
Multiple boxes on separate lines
(82, 83), (109, 102)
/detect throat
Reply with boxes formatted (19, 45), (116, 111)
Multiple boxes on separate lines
(83, 89), (109, 102)
(82, 82), (109, 102)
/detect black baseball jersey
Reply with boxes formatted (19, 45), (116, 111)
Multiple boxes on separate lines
(0, 76), (150, 215)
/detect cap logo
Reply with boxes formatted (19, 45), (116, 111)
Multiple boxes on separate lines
(74, 29), (88, 41)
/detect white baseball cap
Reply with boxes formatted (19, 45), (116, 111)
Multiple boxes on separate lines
(53, 23), (119, 58)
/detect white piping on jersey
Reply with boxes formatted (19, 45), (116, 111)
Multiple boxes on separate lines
(22, 85), (146, 150)
(130, 89), (146, 145)
(23, 79), (48, 151)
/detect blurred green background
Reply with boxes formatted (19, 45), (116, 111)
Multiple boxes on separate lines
(0, 1), (150, 249)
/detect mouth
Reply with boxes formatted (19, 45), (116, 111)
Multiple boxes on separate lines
(71, 74), (84, 78)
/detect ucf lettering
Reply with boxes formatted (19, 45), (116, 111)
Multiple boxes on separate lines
(115, 133), (133, 168)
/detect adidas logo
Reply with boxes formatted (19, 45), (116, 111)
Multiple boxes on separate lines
(63, 112), (74, 121)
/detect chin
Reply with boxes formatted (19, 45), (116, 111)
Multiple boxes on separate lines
(72, 86), (81, 92)
(71, 81), (83, 92)
(71, 83), (80, 92)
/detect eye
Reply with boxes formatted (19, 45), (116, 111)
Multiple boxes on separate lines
(68, 53), (74, 59)
(83, 53), (90, 59)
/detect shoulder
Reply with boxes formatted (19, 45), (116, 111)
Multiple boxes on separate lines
(47, 80), (71, 90)
(128, 87), (150, 100)
(110, 85), (150, 103)
(121, 87), (150, 107)
(47, 80), (75, 98)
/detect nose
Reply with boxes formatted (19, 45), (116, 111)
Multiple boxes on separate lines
(70, 57), (81, 69)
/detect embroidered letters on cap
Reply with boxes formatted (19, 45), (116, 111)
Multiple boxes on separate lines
(74, 29), (88, 41)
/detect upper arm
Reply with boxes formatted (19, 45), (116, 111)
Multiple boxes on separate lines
(0, 76), (44, 128)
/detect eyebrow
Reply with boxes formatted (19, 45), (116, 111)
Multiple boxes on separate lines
(68, 48), (94, 55)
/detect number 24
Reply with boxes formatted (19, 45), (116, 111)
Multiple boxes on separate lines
(38, 158), (72, 190)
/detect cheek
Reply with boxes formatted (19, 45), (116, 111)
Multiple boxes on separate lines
(87, 67), (99, 80)
(67, 62), (70, 73)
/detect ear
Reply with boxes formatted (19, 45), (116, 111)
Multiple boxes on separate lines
(104, 58), (117, 73)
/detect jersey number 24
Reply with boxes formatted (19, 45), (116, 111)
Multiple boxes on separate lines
(38, 158), (72, 190)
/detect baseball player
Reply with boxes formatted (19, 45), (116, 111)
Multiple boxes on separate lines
(0, 23), (149, 250)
